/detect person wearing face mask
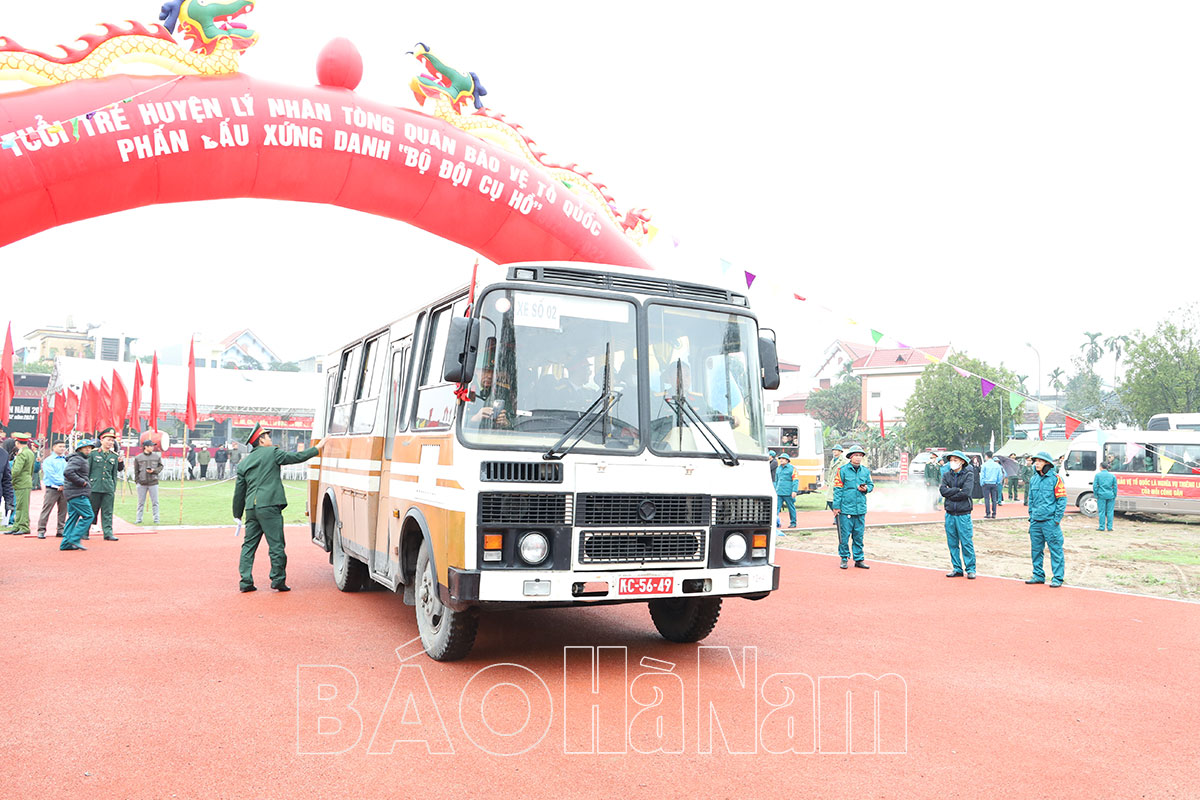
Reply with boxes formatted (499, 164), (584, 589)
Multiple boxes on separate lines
(939, 450), (977, 579)
(832, 443), (873, 569)
(1026, 451), (1068, 587)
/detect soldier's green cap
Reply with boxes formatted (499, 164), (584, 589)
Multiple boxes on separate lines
(844, 443), (866, 457)
(246, 422), (270, 446)
(13, 432), (31, 442)
(97, 427), (117, 440)
(1033, 451), (1055, 464)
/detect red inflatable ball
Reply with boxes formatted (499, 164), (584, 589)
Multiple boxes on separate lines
(316, 38), (363, 91)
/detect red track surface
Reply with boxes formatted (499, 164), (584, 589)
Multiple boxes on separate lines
(1, 523), (1197, 799)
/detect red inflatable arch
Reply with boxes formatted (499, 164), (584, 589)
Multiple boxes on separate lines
(0, 72), (652, 269)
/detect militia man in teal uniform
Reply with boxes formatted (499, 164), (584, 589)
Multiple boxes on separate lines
(87, 427), (124, 541)
(233, 423), (326, 592)
(1, 433), (35, 535)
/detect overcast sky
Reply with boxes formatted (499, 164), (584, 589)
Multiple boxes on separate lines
(2, 1), (1196, 392)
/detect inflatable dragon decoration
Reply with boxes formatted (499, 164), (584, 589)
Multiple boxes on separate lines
(0, 0), (257, 86)
(409, 43), (654, 247)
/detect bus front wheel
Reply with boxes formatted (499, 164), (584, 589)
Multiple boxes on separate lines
(1077, 492), (1098, 518)
(649, 597), (723, 643)
(415, 538), (479, 661)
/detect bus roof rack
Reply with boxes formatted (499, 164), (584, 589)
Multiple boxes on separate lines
(507, 266), (749, 307)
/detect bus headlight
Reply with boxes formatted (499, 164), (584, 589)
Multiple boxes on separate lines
(518, 531), (550, 565)
(723, 532), (748, 562)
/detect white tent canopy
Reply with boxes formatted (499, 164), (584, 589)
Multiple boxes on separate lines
(47, 357), (323, 416)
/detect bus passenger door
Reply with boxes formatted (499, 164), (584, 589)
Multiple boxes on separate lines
(376, 339), (412, 581)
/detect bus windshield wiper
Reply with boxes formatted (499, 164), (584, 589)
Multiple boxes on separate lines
(665, 394), (740, 467)
(544, 343), (618, 461)
(543, 388), (621, 460)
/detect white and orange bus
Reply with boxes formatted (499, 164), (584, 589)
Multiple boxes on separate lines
(765, 413), (823, 492)
(308, 261), (783, 660)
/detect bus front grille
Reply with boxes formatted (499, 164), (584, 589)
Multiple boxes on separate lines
(579, 531), (705, 564)
(481, 461), (564, 483)
(575, 494), (709, 527)
(713, 496), (773, 525)
(480, 493), (572, 525)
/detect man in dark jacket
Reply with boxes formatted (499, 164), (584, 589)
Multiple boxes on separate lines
(61, 439), (98, 550)
(233, 424), (326, 592)
(215, 443), (229, 480)
(0, 444), (13, 528)
(132, 441), (162, 525)
(940, 450), (977, 579)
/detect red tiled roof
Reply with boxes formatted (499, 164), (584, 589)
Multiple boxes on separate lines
(852, 345), (950, 370)
(778, 360), (802, 372)
(780, 392), (809, 401)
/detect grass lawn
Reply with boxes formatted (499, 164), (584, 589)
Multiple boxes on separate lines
(111, 480), (310, 526)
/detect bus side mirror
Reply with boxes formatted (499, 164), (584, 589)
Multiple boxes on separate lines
(443, 317), (480, 384)
(759, 337), (781, 390)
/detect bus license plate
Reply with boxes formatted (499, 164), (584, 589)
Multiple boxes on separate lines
(619, 576), (673, 596)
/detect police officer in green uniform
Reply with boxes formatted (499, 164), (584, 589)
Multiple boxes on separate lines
(233, 423), (326, 592)
(87, 427), (124, 541)
(2, 433), (35, 535)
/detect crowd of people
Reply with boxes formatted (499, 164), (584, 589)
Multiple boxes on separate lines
(0, 428), (248, 541)
(767, 442), (1124, 589)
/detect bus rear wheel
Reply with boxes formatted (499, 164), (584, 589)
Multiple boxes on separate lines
(332, 528), (368, 592)
(415, 538), (479, 661)
(649, 597), (722, 643)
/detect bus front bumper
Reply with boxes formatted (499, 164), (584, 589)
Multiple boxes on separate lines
(445, 564), (780, 609)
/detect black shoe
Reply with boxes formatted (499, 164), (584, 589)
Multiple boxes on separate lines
(273, 584), (291, 592)
(840, 558), (848, 569)
(967, 572), (976, 580)
(854, 561), (870, 569)
(81, 535), (90, 540)
(62, 544), (87, 551)
(1025, 579), (1044, 584)
(55, 533), (63, 537)
(239, 585), (257, 593)
(104, 536), (118, 541)
(37, 534), (45, 539)
(946, 571), (964, 577)
(1049, 581), (1063, 588)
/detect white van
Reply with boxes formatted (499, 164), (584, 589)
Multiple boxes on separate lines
(1147, 413), (1200, 432)
(1061, 430), (1200, 516)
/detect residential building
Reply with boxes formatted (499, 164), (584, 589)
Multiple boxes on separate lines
(854, 345), (951, 426)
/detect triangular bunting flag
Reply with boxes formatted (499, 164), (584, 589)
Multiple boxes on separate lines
(1064, 415), (1082, 439)
(980, 379), (996, 398)
(897, 342), (910, 349)
(793, 293), (806, 301)
(1097, 431), (1108, 449)
(953, 366), (969, 378)
(1009, 391), (1022, 412)
(870, 329), (883, 344)
(719, 258), (732, 274)
(926, 353), (941, 364)
(1037, 403), (1052, 422)
(1159, 456), (1176, 475)
(744, 271), (756, 289)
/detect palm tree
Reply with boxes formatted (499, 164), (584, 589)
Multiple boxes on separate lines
(1017, 374), (1029, 391)
(1049, 367), (1066, 393)
(1105, 334), (1131, 387)
(1081, 332), (1104, 368)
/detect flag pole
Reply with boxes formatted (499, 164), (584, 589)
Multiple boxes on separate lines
(179, 422), (186, 525)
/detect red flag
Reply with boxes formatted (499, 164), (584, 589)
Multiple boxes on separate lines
(66, 389), (79, 434)
(111, 369), (129, 433)
(78, 382), (91, 433)
(99, 378), (113, 432)
(89, 380), (102, 433)
(879, 408), (886, 439)
(185, 338), (198, 430)
(53, 390), (67, 435)
(130, 360), (145, 432)
(149, 353), (161, 432)
(0, 322), (14, 426)
(1064, 415), (1082, 439)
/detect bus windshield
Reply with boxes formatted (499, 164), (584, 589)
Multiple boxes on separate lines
(460, 288), (641, 452)
(647, 304), (767, 457)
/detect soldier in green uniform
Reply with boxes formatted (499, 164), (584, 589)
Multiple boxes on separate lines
(2, 433), (35, 535)
(87, 427), (124, 541)
(233, 423), (326, 592)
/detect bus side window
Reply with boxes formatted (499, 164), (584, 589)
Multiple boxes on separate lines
(350, 334), (385, 435)
(1065, 450), (1095, 472)
(413, 300), (466, 430)
(329, 343), (362, 435)
(384, 341), (411, 459)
